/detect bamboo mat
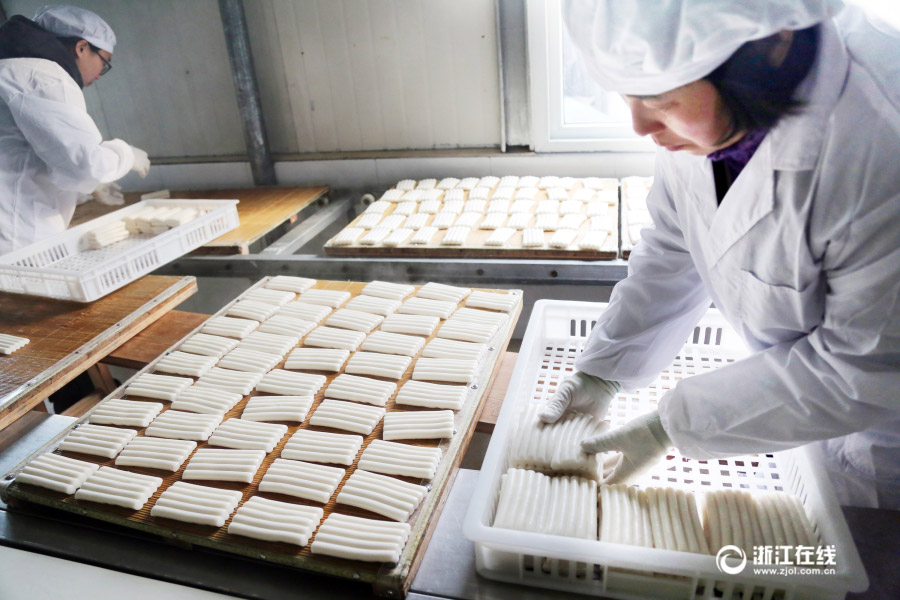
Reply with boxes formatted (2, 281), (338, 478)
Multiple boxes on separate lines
(325, 182), (619, 260)
(2, 278), (521, 597)
(0, 276), (197, 432)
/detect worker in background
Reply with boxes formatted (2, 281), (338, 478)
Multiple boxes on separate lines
(541, 0), (900, 509)
(0, 5), (150, 255)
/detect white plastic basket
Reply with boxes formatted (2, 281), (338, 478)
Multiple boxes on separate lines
(464, 300), (868, 600)
(0, 199), (239, 302)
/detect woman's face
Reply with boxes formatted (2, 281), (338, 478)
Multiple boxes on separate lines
(624, 80), (742, 155)
(73, 39), (111, 87)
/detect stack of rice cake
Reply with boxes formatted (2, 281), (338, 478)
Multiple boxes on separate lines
(324, 176), (621, 259)
(620, 176), (654, 258)
(4, 277), (522, 594)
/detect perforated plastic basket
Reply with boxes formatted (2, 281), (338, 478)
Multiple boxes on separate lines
(0, 199), (238, 302)
(463, 299), (868, 600)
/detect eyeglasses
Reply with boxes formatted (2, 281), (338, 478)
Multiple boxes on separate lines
(91, 46), (112, 76)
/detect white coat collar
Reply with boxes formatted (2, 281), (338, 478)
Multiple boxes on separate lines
(767, 18), (850, 171)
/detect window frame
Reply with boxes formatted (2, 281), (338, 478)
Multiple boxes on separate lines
(527, 0), (655, 152)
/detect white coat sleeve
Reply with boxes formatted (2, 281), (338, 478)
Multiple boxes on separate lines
(660, 188), (900, 458)
(575, 154), (712, 390)
(5, 87), (134, 193)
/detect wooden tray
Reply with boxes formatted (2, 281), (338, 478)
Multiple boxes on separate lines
(324, 183), (619, 260)
(1, 278), (521, 597)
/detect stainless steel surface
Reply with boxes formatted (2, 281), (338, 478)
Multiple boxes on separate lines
(260, 196), (349, 255)
(497, 0), (530, 149)
(218, 0), (277, 186)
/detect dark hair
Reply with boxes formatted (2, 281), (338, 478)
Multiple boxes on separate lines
(706, 25), (819, 143)
(55, 35), (83, 52)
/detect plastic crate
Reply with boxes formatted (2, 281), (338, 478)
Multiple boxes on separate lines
(0, 199), (239, 302)
(463, 300), (868, 600)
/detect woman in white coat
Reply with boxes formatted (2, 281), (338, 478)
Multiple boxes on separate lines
(542, 0), (900, 509)
(0, 5), (150, 255)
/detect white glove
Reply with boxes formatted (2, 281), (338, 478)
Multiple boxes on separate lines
(539, 372), (620, 424)
(130, 145), (150, 178)
(92, 181), (124, 206)
(582, 410), (672, 484)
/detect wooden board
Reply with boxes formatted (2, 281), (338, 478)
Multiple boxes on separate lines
(1, 278), (521, 598)
(0, 276), (197, 432)
(71, 187), (329, 255)
(324, 182), (619, 260)
(102, 311), (209, 370)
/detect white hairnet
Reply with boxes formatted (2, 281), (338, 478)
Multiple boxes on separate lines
(33, 5), (116, 53)
(563, 0), (843, 96)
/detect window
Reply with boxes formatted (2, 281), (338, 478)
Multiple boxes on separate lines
(527, 0), (653, 152)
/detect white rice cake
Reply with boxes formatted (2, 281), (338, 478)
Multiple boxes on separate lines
(325, 308), (384, 333)
(90, 399), (164, 427)
(228, 496), (323, 547)
(201, 316), (259, 339)
(241, 395), (313, 423)
(364, 200), (391, 214)
(226, 300), (278, 322)
(194, 367), (263, 396)
(506, 213), (533, 230)
(484, 227), (516, 247)
(549, 229), (578, 249)
(515, 187), (538, 200)
(454, 212), (481, 228)
(359, 331), (425, 357)
(517, 176), (538, 188)
(560, 199), (584, 215)
(275, 301), (332, 324)
(145, 409), (222, 441)
(416, 282), (471, 303)
(486, 199), (510, 215)
(358, 439), (442, 480)
(418, 200), (440, 215)
(465, 291), (520, 313)
(344, 352), (411, 380)
(401, 213), (429, 230)
(236, 331), (299, 356)
(115, 437), (196, 471)
(153, 353), (216, 383)
(558, 213), (587, 230)
(457, 177), (479, 190)
(377, 216), (405, 230)
(337, 469), (428, 522)
(392, 202), (417, 217)
(422, 337), (487, 361)
(429, 212), (458, 228)
(218, 348), (281, 374)
(297, 289), (351, 308)
(256, 369), (327, 396)
(380, 189), (404, 201)
(242, 288), (295, 306)
(412, 357), (478, 384)
(74, 466), (163, 510)
(598, 484), (654, 548)
(534, 213), (558, 230)
(380, 314), (440, 337)
(0, 333), (29, 355)
(151, 481), (242, 527)
(308, 399), (385, 435)
(397, 297), (456, 319)
(258, 458), (344, 503)
(436, 177), (460, 189)
(182, 448), (267, 483)
(171, 387), (243, 416)
(126, 373), (193, 402)
(325, 374), (396, 406)
(437, 317), (501, 343)
(417, 178), (437, 190)
(546, 187), (568, 201)
(356, 213), (384, 229)
(179, 333), (239, 358)
(535, 199), (559, 215)
(464, 199), (486, 214)
(362, 281), (415, 300)
(572, 187), (596, 202)
(477, 175), (500, 188)
(498, 175), (519, 188)
(639, 487), (708, 553)
(281, 429), (363, 465)
(585, 201), (610, 217)
(521, 228), (545, 248)
(442, 190), (465, 205)
(383, 228), (413, 247)
(207, 418), (288, 452)
(509, 200), (534, 216)
(538, 176), (560, 189)
(478, 212), (506, 230)
(303, 326), (366, 351)
(58, 424), (137, 459)
(395, 179), (416, 190)
(578, 230), (609, 251)
(409, 226), (438, 245)
(590, 215), (616, 232)
(494, 468), (597, 539)
(264, 276), (316, 294)
(359, 228), (392, 246)
(311, 512), (410, 563)
(383, 410), (455, 440)
(491, 186), (515, 200)
(257, 315), (317, 338)
(508, 403), (607, 479)
(395, 380), (468, 410)
(344, 296), (401, 319)
(15, 453), (99, 495)
(705, 490), (817, 555)
(583, 176), (618, 191)
(284, 347), (349, 372)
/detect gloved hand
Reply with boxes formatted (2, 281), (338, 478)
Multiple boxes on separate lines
(130, 145), (150, 178)
(92, 181), (124, 206)
(539, 372), (620, 424)
(582, 410), (672, 484)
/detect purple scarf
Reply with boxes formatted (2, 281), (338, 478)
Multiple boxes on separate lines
(707, 128), (768, 177)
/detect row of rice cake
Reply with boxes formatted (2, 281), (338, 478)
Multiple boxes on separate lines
(387, 175), (619, 194)
(495, 468), (820, 557)
(14, 452), (410, 562)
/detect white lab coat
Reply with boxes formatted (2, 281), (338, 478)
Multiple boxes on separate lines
(576, 10), (900, 508)
(0, 57), (134, 255)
